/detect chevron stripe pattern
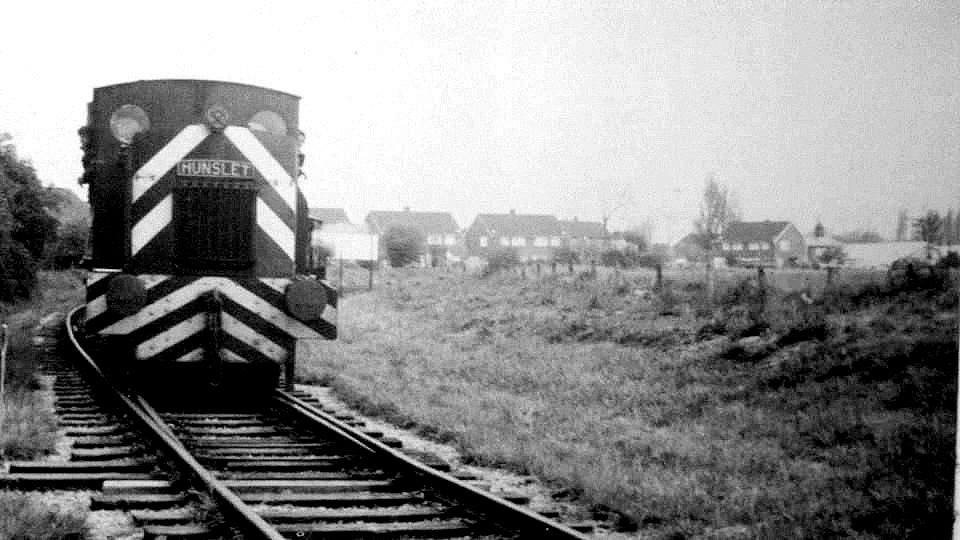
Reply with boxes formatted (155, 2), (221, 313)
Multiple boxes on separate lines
(85, 273), (337, 365)
(129, 125), (298, 275)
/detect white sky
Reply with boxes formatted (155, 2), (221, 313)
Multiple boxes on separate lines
(1, 1), (957, 243)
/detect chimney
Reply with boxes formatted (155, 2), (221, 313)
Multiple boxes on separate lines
(403, 206), (411, 212)
(509, 209), (516, 215)
(573, 216), (578, 222)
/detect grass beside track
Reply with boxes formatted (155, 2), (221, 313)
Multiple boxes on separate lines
(300, 267), (956, 539)
(1, 271), (88, 539)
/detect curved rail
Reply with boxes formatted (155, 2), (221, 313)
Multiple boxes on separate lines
(65, 306), (283, 540)
(273, 391), (589, 539)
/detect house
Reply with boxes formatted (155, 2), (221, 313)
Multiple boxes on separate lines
(365, 208), (460, 267)
(804, 234), (844, 265)
(559, 218), (608, 259)
(308, 207), (351, 228)
(721, 221), (805, 267)
(465, 211), (563, 261)
(842, 241), (932, 268)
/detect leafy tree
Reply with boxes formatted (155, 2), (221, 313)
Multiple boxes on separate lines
(912, 210), (943, 245)
(818, 245), (846, 266)
(622, 230), (649, 252)
(383, 225), (424, 267)
(552, 247), (580, 265)
(45, 220), (89, 269)
(813, 221), (825, 238)
(693, 174), (737, 304)
(0, 134), (58, 299)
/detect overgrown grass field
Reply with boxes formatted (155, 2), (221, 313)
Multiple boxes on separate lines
(301, 267), (957, 538)
(1, 270), (88, 539)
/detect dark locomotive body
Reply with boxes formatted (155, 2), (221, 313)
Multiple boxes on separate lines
(80, 80), (335, 399)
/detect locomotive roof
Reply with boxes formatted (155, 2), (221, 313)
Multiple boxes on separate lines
(93, 79), (300, 100)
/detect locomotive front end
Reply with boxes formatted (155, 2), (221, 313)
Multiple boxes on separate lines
(80, 80), (335, 400)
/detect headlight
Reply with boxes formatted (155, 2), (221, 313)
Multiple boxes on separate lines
(109, 105), (150, 144)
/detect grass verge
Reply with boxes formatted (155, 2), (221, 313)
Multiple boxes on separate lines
(299, 268), (956, 538)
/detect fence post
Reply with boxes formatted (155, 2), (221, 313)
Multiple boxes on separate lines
(826, 266), (836, 287)
(757, 266), (767, 312)
(655, 264), (663, 290)
(0, 323), (8, 433)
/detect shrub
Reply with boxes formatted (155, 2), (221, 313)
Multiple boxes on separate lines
(600, 249), (628, 268)
(482, 248), (519, 276)
(938, 251), (960, 269)
(383, 226), (424, 267)
(552, 247), (579, 265)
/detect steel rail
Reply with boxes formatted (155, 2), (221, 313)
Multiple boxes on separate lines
(65, 306), (284, 540)
(273, 390), (589, 539)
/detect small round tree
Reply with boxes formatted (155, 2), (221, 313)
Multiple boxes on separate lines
(383, 225), (424, 267)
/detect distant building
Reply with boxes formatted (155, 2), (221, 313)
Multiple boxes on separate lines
(365, 208), (460, 267)
(721, 221), (805, 267)
(843, 241), (932, 268)
(466, 211), (561, 261)
(308, 207), (352, 229)
(559, 218), (608, 259)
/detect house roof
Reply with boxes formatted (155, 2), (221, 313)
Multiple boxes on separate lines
(309, 207), (351, 225)
(723, 221), (792, 243)
(469, 213), (560, 236)
(559, 219), (606, 238)
(366, 210), (459, 235)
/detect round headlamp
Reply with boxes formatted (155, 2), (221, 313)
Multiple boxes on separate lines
(109, 105), (150, 144)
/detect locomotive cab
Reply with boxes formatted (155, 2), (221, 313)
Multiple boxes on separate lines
(79, 80), (336, 402)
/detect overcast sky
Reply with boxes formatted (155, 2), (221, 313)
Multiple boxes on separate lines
(1, 1), (957, 242)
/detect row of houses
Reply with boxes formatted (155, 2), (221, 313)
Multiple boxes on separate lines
(674, 220), (945, 269)
(309, 207), (621, 266)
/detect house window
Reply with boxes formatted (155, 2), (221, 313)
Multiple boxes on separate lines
(748, 242), (760, 250)
(427, 234), (442, 245)
(550, 236), (563, 247)
(779, 239), (791, 250)
(479, 236), (488, 247)
(445, 234), (457, 246)
(512, 236), (527, 247)
(760, 241), (770, 250)
(731, 242), (742, 250)
(534, 236), (548, 247)
(499, 237), (510, 247)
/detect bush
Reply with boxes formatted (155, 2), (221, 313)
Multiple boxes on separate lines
(600, 249), (628, 268)
(938, 251), (960, 269)
(383, 226), (424, 267)
(482, 248), (519, 277)
(553, 247), (579, 265)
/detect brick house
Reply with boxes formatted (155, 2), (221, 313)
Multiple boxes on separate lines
(365, 208), (460, 267)
(559, 218), (607, 260)
(308, 207), (351, 229)
(465, 211), (563, 261)
(722, 221), (806, 267)
(465, 211), (608, 261)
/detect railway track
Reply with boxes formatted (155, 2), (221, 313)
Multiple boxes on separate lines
(0, 308), (590, 539)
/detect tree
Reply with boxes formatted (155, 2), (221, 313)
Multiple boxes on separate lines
(693, 175), (737, 251)
(622, 228), (650, 253)
(693, 174), (736, 304)
(383, 225), (424, 267)
(912, 210), (943, 245)
(0, 134), (59, 299)
(813, 221), (825, 238)
(895, 209), (909, 241)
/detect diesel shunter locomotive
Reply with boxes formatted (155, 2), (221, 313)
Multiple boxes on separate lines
(79, 80), (336, 398)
